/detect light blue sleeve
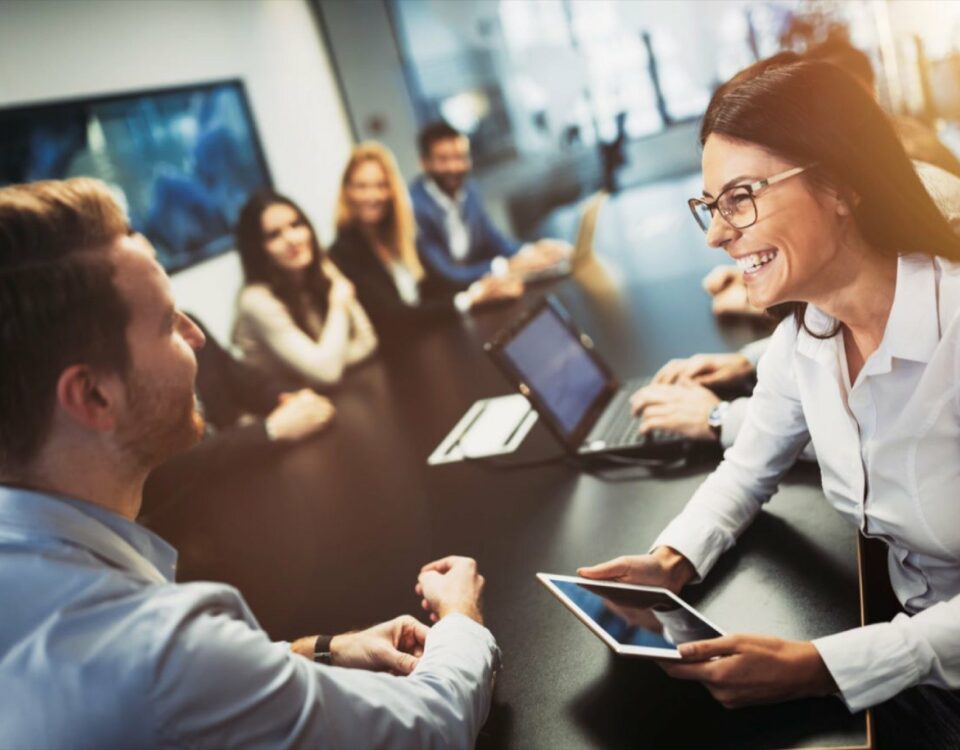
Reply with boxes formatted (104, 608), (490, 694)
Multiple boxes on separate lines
(147, 584), (499, 749)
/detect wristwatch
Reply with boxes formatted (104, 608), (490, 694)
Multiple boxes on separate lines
(314, 634), (334, 665)
(706, 400), (730, 440)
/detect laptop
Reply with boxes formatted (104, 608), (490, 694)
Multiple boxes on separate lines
(484, 296), (686, 460)
(520, 191), (606, 283)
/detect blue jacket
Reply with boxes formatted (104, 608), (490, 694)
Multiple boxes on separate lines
(410, 175), (522, 288)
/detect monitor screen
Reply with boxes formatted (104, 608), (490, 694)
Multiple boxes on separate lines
(500, 305), (609, 436)
(0, 80), (271, 273)
(551, 578), (722, 651)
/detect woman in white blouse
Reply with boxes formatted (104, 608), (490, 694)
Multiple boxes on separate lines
(579, 56), (960, 741)
(232, 192), (377, 388)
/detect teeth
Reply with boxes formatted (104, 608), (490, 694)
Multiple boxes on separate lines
(736, 250), (777, 271)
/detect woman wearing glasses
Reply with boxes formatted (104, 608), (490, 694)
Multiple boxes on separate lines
(580, 57), (960, 745)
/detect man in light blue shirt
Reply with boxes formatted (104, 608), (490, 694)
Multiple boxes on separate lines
(0, 178), (499, 749)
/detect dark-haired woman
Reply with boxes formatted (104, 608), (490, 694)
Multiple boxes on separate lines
(232, 193), (377, 388)
(579, 57), (960, 742)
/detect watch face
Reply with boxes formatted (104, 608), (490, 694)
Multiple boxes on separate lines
(707, 401), (729, 429)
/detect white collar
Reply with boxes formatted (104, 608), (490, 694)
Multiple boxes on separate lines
(796, 254), (940, 366)
(424, 177), (465, 211)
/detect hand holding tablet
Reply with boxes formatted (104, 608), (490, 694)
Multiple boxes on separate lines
(537, 574), (725, 659)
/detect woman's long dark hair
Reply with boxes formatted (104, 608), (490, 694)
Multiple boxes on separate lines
(235, 191), (331, 334)
(700, 54), (960, 336)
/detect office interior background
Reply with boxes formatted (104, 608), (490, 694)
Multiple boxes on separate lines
(3, 0), (959, 344)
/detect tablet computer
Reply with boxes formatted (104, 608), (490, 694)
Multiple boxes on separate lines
(537, 573), (726, 659)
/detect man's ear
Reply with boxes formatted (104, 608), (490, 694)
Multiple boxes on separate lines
(55, 364), (122, 432)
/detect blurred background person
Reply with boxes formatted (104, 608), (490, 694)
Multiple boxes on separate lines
(233, 192), (377, 390)
(410, 121), (571, 289)
(330, 142), (522, 337)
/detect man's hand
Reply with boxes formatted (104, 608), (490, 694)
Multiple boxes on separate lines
(415, 556), (485, 624)
(577, 546), (696, 594)
(629, 382), (720, 442)
(469, 275), (524, 307)
(509, 240), (572, 274)
(290, 616), (428, 674)
(652, 353), (754, 388)
(660, 635), (837, 708)
(327, 616), (429, 675)
(265, 390), (335, 442)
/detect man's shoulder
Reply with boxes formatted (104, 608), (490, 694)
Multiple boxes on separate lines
(0, 572), (274, 748)
(1, 556), (254, 680)
(409, 174), (428, 194)
(409, 176), (438, 214)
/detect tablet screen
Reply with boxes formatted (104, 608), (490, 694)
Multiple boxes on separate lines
(550, 578), (721, 651)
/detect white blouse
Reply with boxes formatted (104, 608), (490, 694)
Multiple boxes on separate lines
(385, 258), (421, 307)
(654, 253), (960, 712)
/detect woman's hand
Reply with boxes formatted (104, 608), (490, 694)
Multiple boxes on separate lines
(577, 546), (696, 595)
(630, 382), (720, 442)
(265, 391), (336, 442)
(661, 635), (838, 708)
(329, 276), (356, 308)
(652, 353), (754, 388)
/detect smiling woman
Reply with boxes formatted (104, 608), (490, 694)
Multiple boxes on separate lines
(580, 55), (960, 748)
(697, 52), (960, 334)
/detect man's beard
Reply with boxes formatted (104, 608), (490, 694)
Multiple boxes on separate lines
(115, 371), (205, 470)
(431, 171), (466, 195)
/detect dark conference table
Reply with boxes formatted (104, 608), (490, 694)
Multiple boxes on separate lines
(147, 176), (870, 749)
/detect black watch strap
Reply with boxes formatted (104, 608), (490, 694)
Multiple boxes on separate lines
(314, 634), (334, 665)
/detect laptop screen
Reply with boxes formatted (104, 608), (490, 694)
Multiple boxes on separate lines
(500, 305), (609, 436)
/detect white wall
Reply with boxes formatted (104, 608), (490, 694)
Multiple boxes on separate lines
(0, 0), (354, 343)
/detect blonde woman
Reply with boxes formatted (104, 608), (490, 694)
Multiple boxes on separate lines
(329, 142), (521, 335)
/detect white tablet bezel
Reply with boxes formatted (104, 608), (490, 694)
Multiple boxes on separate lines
(536, 573), (726, 660)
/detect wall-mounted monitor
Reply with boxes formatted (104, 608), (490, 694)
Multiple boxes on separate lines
(0, 80), (272, 273)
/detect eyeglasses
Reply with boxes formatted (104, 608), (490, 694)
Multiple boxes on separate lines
(687, 164), (813, 233)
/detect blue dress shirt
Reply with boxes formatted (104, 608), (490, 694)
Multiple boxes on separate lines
(410, 176), (522, 288)
(0, 485), (499, 749)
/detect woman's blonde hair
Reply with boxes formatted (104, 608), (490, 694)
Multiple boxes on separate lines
(335, 142), (424, 280)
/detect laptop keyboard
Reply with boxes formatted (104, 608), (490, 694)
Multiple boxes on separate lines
(586, 377), (675, 448)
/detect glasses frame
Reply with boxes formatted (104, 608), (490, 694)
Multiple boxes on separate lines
(687, 164), (813, 233)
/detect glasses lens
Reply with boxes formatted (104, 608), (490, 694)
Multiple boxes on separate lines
(719, 187), (757, 229)
(689, 200), (712, 233)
